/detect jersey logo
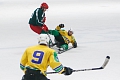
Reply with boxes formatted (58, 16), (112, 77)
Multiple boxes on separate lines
(54, 52), (59, 62)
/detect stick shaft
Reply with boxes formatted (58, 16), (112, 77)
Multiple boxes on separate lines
(46, 56), (110, 74)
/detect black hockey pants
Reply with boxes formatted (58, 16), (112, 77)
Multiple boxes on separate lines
(54, 34), (65, 48)
(22, 68), (48, 80)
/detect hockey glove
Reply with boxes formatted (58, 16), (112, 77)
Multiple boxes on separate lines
(73, 41), (77, 48)
(42, 17), (46, 23)
(41, 24), (49, 32)
(59, 24), (64, 28)
(63, 67), (73, 75)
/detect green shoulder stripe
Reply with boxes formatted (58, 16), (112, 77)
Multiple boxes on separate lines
(54, 52), (59, 62)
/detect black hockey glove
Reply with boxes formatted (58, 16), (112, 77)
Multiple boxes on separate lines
(59, 24), (64, 28)
(63, 67), (73, 75)
(73, 41), (77, 48)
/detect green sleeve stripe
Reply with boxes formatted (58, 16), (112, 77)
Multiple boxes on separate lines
(53, 64), (64, 73)
(20, 64), (25, 70)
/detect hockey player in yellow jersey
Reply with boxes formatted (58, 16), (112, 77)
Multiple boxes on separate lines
(48, 24), (77, 51)
(20, 34), (73, 80)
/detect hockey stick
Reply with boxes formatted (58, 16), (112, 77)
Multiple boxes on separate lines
(46, 33), (54, 47)
(46, 56), (110, 74)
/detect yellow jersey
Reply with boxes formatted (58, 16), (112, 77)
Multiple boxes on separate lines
(20, 45), (64, 76)
(56, 26), (76, 44)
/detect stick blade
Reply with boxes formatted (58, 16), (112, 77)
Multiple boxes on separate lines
(101, 56), (110, 69)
